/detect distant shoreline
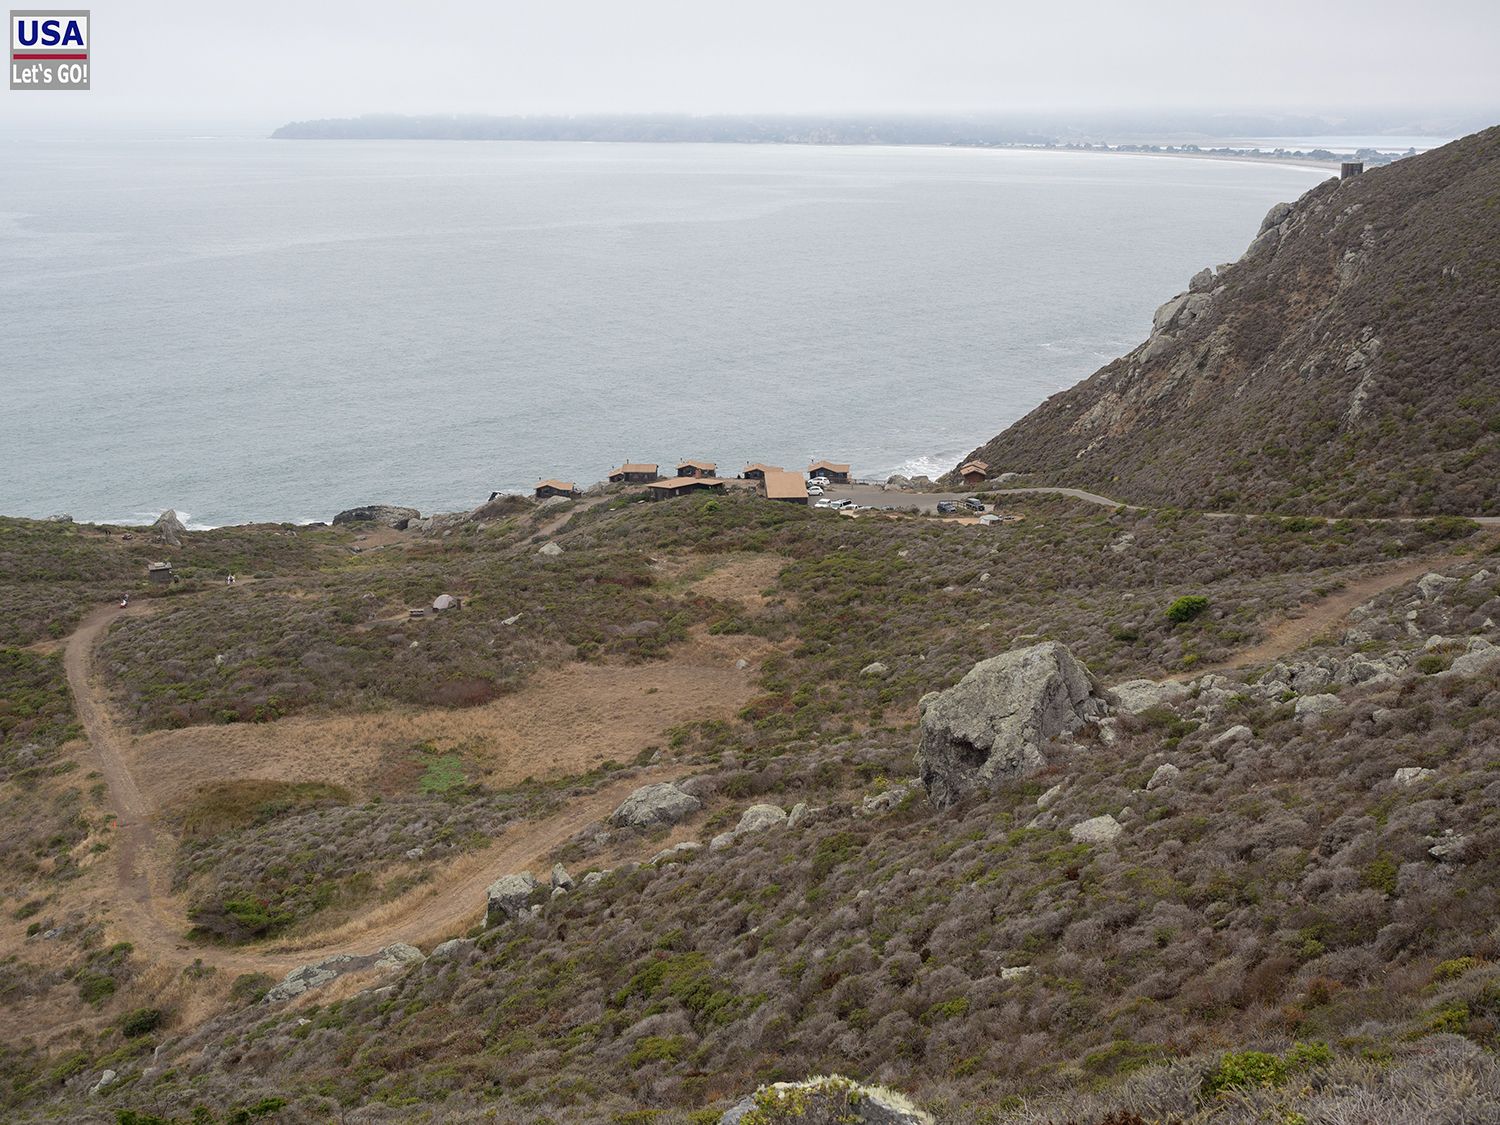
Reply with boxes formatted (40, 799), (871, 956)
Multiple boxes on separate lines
(270, 114), (1419, 171)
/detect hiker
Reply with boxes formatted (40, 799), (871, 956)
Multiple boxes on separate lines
(119, 595), (128, 608)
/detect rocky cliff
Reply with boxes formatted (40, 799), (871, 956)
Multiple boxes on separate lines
(957, 126), (1500, 516)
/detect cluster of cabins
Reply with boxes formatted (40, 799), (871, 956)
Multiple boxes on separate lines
(531, 459), (853, 507)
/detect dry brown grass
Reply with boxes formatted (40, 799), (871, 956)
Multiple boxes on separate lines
(127, 629), (777, 812)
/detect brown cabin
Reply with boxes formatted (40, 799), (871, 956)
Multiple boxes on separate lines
(957, 460), (989, 487)
(646, 477), (727, 501)
(741, 463), (784, 482)
(608, 462), (660, 484)
(808, 460), (851, 484)
(676, 459), (718, 479)
(761, 471), (809, 505)
(534, 480), (578, 500)
(147, 561), (173, 586)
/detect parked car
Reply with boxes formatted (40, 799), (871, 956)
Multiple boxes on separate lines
(830, 499), (855, 510)
(964, 498), (986, 512)
(936, 501), (958, 514)
(813, 498), (833, 508)
(807, 486), (825, 496)
(809, 477), (831, 488)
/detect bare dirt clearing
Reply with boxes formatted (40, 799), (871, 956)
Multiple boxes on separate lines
(685, 553), (788, 610)
(127, 629), (774, 812)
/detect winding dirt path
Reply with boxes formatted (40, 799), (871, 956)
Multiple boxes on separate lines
(63, 603), (685, 977)
(1160, 555), (1446, 682)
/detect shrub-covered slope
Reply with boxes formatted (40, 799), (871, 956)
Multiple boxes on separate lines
(14, 529), (1500, 1124)
(956, 126), (1500, 517)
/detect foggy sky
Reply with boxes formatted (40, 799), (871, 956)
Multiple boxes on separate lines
(5, 0), (1499, 128)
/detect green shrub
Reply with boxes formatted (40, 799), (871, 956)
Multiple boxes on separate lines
(1201, 1049), (1287, 1095)
(1166, 595), (1210, 623)
(1433, 956), (1485, 983)
(627, 1034), (686, 1067)
(119, 1007), (165, 1038)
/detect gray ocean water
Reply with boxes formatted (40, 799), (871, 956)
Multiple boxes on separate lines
(0, 138), (1327, 526)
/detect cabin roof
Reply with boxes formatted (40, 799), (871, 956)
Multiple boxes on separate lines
(762, 471), (809, 500)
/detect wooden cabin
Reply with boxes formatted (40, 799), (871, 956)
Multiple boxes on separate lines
(761, 471), (809, 506)
(958, 460), (989, 487)
(808, 460), (851, 484)
(675, 459), (718, 479)
(741, 463), (784, 482)
(608, 463), (660, 484)
(646, 477), (727, 501)
(534, 480), (578, 500)
(147, 561), (173, 586)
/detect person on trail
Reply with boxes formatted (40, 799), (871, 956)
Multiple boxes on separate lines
(120, 595), (128, 608)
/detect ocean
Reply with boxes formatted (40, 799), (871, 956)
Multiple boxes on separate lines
(0, 137), (1328, 527)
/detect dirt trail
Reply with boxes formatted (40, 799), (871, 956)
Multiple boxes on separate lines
(1161, 556), (1444, 682)
(62, 601), (685, 976)
(990, 485), (1500, 527)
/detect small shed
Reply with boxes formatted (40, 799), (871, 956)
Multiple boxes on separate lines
(608, 463), (660, 484)
(147, 561), (173, 586)
(646, 477), (727, 502)
(1341, 161), (1364, 180)
(534, 480), (578, 500)
(761, 471), (809, 505)
(808, 460), (851, 484)
(676, 459), (718, 479)
(958, 460), (990, 487)
(741, 463), (784, 481)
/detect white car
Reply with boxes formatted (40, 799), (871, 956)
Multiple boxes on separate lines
(813, 498), (833, 508)
(807, 486), (825, 496)
(830, 499), (855, 510)
(809, 477), (831, 488)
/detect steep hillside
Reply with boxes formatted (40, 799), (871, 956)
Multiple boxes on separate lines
(956, 127), (1500, 516)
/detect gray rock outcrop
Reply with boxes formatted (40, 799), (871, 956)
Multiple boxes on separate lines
(264, 943), (424, 1004)
(153, 509), (187, 546)
(1393, 767), (1437, 787)
(916, 642), (1109, 809)
(1111, 678), (1191, 715)
(711, 804), (787, 849)
(1146, 763), (1180, 790)
(331, 505), (420, 529)
(1294, 693), (1343, 720)
(609, 783), (702, 829)
(1070, 814), (1124, 844)
(720, 1076), (933, 1124)
(485, 873), (540, 925)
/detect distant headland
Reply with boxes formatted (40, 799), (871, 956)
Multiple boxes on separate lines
(269, 112), (1438, 166)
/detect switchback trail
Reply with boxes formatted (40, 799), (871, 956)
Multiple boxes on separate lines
(63, 602), (685, 977)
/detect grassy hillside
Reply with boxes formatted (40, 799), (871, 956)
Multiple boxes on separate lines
(1, 497), (1496, 1123)
(955, 127), (1500, 517)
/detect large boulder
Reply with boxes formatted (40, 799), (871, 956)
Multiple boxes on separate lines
(720, 1076), (933, 1124)
(916, 642), (1109, 808)
(332, 505), (420, 530)
(485, 873), (540, 925)
(608, 783), (701, 829)
(153, 509), (186, 547)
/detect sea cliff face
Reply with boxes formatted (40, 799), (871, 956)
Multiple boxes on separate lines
(957, 126), (1500, 517)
